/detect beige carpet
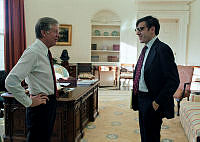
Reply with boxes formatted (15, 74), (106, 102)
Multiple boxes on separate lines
(81, 87), (188, 142)
(0, 88), (188, 142)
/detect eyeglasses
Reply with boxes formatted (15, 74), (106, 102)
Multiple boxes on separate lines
(135, 26), (145, 32)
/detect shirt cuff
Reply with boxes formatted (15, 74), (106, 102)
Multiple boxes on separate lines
(14, 93), (32, 107)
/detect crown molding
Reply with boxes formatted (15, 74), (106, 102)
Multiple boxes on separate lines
(135, 0), (194, 3)
(135, 0), (194, 11)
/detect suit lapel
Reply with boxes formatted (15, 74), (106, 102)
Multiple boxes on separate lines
(144, 38), (160, 72)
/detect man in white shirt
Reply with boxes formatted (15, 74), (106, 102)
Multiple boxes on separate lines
(5, 17), (59, 142)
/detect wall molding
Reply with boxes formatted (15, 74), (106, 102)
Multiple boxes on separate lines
(135, 0), (194, 3)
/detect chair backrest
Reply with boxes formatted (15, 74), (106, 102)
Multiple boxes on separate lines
(77, 63), (92, 75)
(120, 64), (134, 73)
(177, 65), (194, 91)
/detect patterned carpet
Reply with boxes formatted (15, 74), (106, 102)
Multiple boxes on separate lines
(81, 87), (188, 142)
(0, 88), (188, 142)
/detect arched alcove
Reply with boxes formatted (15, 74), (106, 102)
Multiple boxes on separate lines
(91, 10), (120, 25)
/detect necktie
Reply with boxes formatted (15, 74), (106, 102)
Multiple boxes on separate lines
(133, 46), (148, 95)
(48, 50), (59, 97)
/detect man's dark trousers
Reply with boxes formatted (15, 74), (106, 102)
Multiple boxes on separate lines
(26, 95), (57, 142)
(138, 91), (163, 142)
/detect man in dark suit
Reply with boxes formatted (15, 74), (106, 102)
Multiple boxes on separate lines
(131, 16), (180, 142)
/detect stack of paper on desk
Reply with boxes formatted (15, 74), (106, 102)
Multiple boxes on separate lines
(59, 82), (70, 87)
(77, 79), (98, 86)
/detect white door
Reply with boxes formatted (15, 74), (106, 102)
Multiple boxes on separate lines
(137, 18), (181, 64)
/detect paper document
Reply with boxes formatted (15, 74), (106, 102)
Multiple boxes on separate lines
(77, 79), (98, 85)
(59, 83), (70, 86)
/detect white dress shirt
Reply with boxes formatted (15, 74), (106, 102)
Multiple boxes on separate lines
(139, 36), (157, 92)
(5, 39), (54, 107)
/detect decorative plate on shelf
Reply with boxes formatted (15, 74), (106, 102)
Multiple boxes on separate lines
(104, 32), (109, 36)
(111, 31), (119, 36)
(94, 30), (101, 36)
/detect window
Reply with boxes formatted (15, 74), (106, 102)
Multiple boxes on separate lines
(0, 0), (4, 70)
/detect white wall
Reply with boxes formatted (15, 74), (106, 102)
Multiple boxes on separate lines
(187, 0), (200, 66)
(24, 0), (200, 66)
(24, 0), (138, 64)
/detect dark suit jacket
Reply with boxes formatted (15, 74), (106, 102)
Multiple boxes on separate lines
(131, 38), (180, 119)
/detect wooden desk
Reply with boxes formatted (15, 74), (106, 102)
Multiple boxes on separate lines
(2, 81), (99, 142)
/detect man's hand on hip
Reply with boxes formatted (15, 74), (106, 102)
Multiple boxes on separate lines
(30, 93), (49, 107)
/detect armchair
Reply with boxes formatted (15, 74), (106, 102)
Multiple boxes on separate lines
(173, 65), (194, 116)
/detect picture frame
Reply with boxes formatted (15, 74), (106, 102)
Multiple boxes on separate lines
(56, 24), (72, 46)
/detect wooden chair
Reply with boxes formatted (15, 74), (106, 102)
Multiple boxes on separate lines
(77, 63), (95, 80)
(173, 65), (194, 116)
(77, 63), (93, 75)
(119, 64), (134, 90)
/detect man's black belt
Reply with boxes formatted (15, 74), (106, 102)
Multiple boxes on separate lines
(138, 91), (149, 96)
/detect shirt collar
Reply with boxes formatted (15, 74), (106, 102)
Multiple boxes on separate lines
(146, 36), (157, 49)
(35, 39), (49, 56)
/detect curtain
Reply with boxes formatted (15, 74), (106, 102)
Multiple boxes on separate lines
(4, 0), (26, 73)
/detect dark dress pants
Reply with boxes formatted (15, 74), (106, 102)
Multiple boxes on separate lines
(138, 92), (163, 142)
(26, 95), (57, 142)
